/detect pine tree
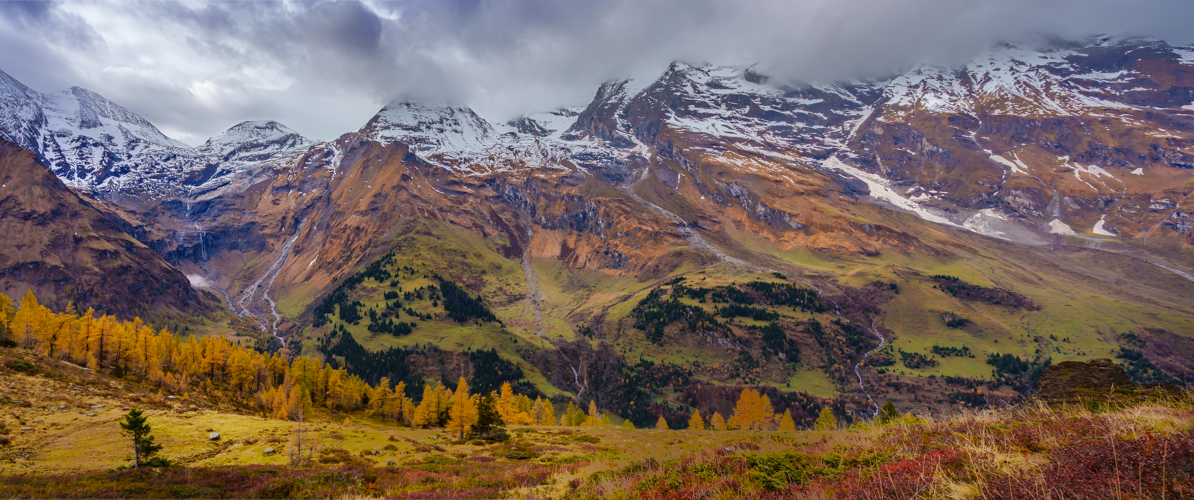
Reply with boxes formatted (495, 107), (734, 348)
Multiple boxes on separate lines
(655, 415), (669, 430)
(119, 408), (163, 467)
(711, 412), (727, 431)
(878, 401), (899, 424)
(688, 409), (705, 431)
(471, 393), (506, 440)
(445, 377), (478, 439)
(779, 409), (796, 431)
(814, 406), (837, 431)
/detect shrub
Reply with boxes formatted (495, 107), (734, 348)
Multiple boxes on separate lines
(7, 359), (35, 373)
(982, 430), (1194, 499)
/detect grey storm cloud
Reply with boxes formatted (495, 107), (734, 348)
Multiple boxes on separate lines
(0, 0), (1191, 145)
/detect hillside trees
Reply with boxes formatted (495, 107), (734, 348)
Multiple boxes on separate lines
(728, 388), (776, 430)
(1, 291), (376, 422)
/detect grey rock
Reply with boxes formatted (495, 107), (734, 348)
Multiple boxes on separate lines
(263, 447), (275, 455)
(209, 432), (221, 441)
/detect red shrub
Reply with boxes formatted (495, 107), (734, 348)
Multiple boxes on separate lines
(829, 449), (977, 500)
(982, 430), (1194, 499)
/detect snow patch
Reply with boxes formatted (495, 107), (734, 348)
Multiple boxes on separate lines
(989, 154), (1028, 175)
(186, 274), (217, 289)
(822, 157), (956, 226)
(1183, 104), (1194, 111)
(962, 209), (1012, 240)
(1131, 167), (1144, 175)
(1093, 216), (1115, 237)
(1047, 219), (1077, 235)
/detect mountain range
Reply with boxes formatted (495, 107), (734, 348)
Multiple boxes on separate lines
(1, 36), (1192, 417)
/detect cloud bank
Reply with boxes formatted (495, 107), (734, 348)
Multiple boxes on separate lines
(1, 0), (1190, 145)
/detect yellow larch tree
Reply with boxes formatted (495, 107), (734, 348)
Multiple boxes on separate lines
(779, 409), (796, 431)
(728, 388), (776, 431)
(445, 377), (478, 439)
(814, 406), (837, 431)
(688, 409), (705, 430)
(711, 412), (727, 431)
(655, 415), (669, 430)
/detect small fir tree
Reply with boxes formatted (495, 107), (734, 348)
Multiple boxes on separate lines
(878, 401), (900, 424)
(688, 409), (705, 430)
(471, 393), (507, 440)
(120, 408), (163, 467)
(655, 415), (669, 430)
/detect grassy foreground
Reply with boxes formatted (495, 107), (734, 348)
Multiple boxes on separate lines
(3, 354), (1194, 500)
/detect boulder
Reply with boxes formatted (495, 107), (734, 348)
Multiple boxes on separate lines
(1036, 358), (1181, 405)
(386, 459), (395, 466)
(263, 447), (275, 455)
(209, 432), (221, 441)
(86, 413), (96, 417)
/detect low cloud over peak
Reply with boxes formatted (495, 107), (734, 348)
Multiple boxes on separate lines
(1, 0), (1189, 145)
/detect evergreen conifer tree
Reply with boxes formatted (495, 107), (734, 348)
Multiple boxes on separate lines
(471, 393), (507, 440)
(878, 401), (900, 424)
(120, 408), (163, 467)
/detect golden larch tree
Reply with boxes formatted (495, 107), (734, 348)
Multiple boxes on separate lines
(445, 377), (478, 439)
(711, 412), (727, 431)
(814, 406), (837, 431)
(779, 409), (796, 431)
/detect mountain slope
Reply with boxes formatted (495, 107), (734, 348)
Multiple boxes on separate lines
(0, 139), (215, 317)
(2, 37), (1192, 418)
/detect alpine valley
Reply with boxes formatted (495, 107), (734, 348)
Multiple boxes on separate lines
(2, 35), (1194, 432)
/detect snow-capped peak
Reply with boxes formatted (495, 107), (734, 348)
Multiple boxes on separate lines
(201, 120), (314, 162)
(364, 101), (494, 157)
(41, 86), (189, 149)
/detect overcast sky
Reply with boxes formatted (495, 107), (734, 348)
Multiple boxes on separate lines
(1, 0), (1191, 146)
